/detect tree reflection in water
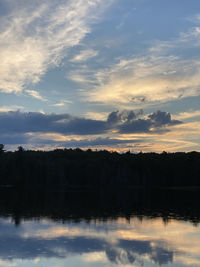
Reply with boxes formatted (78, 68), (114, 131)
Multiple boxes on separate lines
(0, 188), (198, 266)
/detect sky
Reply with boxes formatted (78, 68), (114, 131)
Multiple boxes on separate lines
(0, 0), (200, 152)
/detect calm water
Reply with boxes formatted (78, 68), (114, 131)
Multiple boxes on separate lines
(0, 188), (200, 267)
(0, 216), (200, 267)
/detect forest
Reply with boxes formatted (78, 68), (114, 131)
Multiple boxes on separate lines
(0, 145), (200, 189)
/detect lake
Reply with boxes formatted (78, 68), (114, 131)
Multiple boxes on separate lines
(0, 188), (199, 267)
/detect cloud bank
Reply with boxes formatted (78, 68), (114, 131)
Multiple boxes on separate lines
(0, 110), (181, 148)
(0, 110), (181, 136)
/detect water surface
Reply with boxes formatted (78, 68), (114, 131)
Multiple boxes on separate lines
(0, 188), (199, 267)
(0, 215), (200, 267)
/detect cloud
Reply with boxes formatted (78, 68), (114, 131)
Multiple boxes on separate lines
(0, 0), (111, 94)
(87, 55), (200, 106)
(53, 100), (72, 107)
(0, 110), (181, 137)
(84, 111), (108, 121)
(108, 110), (181, 134)
(1, 134), (143, 151)
(0, 105), (24, 112)
(61, 137), (141, 147)
(66, 65), (97, 84)
(0, 110), (182, 149)
(174, 110), (200, 121)
(0, 111), (107, 135)
(65, 17), (200, 107)
(70, 49), (99, 62)
(25, 90), (46, 101)
(148, 110), (180, 127)
(0, 133), (30, 145)
(107, 110), (143, 125)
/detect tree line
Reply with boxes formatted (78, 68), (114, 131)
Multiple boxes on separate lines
(0, 145), (200, 189)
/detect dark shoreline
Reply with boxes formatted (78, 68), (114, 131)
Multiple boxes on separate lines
(0, 149), (200, 189)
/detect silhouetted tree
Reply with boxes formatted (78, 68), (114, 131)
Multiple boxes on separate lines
(0, 144), (4, 154)
(17, 146), (25, 152)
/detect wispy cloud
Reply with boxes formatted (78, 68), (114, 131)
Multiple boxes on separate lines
(0, 0), (112, 94)
(66, 16), (200, 107)
(26, 90), (46, 101)
(0, 105), (24, 112)
(174, 110), (200, 121)
(70, 49), (99, 62)
(53, 100), (72, 107)
(88, 54), (200, 106)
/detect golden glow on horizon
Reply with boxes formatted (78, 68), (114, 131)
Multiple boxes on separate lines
(23, 118), (200, 153)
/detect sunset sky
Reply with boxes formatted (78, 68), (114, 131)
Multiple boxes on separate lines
(0, 0), (200, 152)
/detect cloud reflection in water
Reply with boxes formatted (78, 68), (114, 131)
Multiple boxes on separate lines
(0, 217), (198, 267)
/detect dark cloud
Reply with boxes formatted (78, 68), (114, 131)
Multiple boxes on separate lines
(0, 133), (30, 145)
(119, 118), (152, 133)
(59, 117), (106, 135)
(0, 111), (106, 135)
(118, 110), (182, 134)
(0, 110), (182, 146)
(107, 109), (143, 125)
(148, 110), (181, 127)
